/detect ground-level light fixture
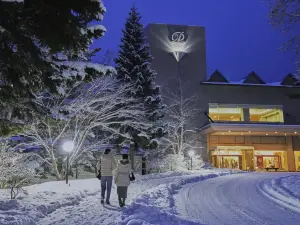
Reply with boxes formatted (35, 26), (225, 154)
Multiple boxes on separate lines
(63, 140), (74, 184)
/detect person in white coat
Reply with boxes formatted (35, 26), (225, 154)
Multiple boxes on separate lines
(114, 154), (132, 207)
(96, 148), (116, 205)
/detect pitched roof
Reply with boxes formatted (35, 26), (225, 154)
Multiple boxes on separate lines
(202, 71), (300, 88)
(280, 73), (299, 86)
(207, 70), (229, 83)
(241, 71), (266, 84)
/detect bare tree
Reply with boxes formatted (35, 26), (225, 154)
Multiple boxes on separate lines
(267, 0), (300, 77)
(154, 77), (205, 171)
(17, 76), (151, 180)
(268, 0), (300, 51)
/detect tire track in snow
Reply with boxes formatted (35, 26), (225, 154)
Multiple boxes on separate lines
(175, 173), (300, 225)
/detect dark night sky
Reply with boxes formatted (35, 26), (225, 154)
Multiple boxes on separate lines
(92, 0), (297, 82)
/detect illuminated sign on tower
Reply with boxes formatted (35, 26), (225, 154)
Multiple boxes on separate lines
(170, 32), (186, 62)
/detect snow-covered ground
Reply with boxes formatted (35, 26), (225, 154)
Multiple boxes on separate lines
(0, 169), (238, 225)
(175, 172), (300, 225)
(259, 173), (300, 214)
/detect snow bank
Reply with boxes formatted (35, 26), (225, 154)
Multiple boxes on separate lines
(0, 169), (240, 225)
(0, 179), (101, 225)
(121, 169), (241, 225)
(259, 174), (300, 213)
(135, 168), (236, 182)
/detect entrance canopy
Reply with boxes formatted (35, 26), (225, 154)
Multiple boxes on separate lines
(199, 123), (300, 136)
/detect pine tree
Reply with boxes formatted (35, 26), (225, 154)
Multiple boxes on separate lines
(0, 0), (106, 117)
(115, 5), (166, 150)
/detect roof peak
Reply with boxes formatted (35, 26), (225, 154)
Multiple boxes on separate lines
(206, 71), (300, 87)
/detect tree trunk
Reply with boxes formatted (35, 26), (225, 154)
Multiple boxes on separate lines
(51, 151), (62, 180)
(130, 144), (135, 171)
(75, 162), (78, 179)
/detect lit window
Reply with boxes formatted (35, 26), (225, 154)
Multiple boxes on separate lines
(249, 108), (284, 123)
(209, 104), (244, 121)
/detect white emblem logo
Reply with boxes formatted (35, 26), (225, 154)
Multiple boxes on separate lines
(171, 32), (185, 43)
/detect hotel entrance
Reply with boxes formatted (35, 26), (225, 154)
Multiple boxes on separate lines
(254, 150), (287, 171)
(211, 146), (255, 170)
(210, 147), (288, 171)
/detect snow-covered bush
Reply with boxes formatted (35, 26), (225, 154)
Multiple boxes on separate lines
(147, 152), (204, 173)
(0, 139), (39, 199)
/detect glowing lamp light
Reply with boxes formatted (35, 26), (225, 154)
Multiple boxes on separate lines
(172, 51), (185, 62)
(188, 150), (195, 157)
(63, 141), (74, 153)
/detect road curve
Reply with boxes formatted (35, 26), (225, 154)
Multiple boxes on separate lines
(175, 173), (300, 225)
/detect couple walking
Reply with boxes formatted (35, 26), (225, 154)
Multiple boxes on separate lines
(96, 148), (134, 207)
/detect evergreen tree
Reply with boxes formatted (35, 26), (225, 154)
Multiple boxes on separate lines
(115, 5), (166, 150)
(0, 0), (106, 116)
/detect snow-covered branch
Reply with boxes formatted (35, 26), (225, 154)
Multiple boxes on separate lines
(159, 77), (202, 156)
(18, 76), (150, 180)
(152, 76), (205, 171)
(0, 139), (39, 199)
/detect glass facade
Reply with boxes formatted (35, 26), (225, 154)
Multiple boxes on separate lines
(211, 149), (288, 171)
(209, 105), (243, 121)
(249, 108), (284, 123)
(209, 104), (284, 123)
(294, 151), (300, 171)
(254, 151), (287, 170)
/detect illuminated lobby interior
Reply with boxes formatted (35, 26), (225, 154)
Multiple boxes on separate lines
(204, 104), (300, 171)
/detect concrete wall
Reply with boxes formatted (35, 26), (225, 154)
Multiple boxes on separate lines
(145, 23), (207, 128)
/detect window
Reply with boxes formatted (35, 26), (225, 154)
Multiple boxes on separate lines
(249, 108), (284, 123)
(209, 104), (284, 123)
(209, 104), (244, 121)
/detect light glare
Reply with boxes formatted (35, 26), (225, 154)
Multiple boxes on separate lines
(63, 141), (74, 152)
(188, 150), (195, 157)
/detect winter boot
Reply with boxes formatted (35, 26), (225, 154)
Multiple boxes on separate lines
(106, 200), (110, 205)
(118, 197), (122, 207)
(101, 199), (104, 205)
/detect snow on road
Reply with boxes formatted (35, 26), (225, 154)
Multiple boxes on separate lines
(175, 172), (300, 225)
(259, 174), (300, 214)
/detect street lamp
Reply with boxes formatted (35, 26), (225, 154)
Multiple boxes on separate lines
(188, 150), (195, 170)
(62, 140), (74, 184)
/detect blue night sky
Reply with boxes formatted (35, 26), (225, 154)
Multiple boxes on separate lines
(92, 0), (296, 82)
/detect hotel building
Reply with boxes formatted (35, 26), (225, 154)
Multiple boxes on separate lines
(145, 23), (300, 172)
